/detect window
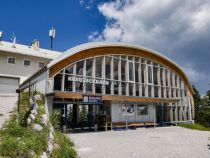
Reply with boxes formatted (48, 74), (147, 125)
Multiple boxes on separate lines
(105, 57), (111, 79)
(141, 64), (145, 83)
(38, 62), (45, 68)
(153, 66), (158, 85)
(105, 80), (111, 94)
(75, 78), (83, 92)
(129, 83), (133, 96)
(126, 104), (135, 115)
(96, 57), (103, 78)
(137, 105), (148, 115)
(128, 61), (134, 81)
(114, 81), (119, 95)
(86, 58), (93, 77)
(121, 60), (126, 81)
(24, 59), (31, 66)
(95, 82), (102, 93)
(122, 82), (126, 95)
(7, 57), (15, 64)
(154, 86), (159, 98)
(114, 58), (119, 80)
(65, 64), (74, 74)
(136, 84), (139, 96)
(76, 60), (84, 76)
(65, 75), (73, 91)
(147, 65), (153, 84)
(135, 63), (139, 82)
(54, 74), (62, 91)
(86, 79), (92, 93)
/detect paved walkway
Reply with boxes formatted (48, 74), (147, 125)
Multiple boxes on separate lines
(0, 95), (17, 129)
(68, 127), (210, 158)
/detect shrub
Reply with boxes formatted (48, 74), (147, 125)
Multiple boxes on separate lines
(50, 131), (77, 158)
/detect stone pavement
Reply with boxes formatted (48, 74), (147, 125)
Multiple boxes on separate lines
(68, 126), (210, 158)
(0, 94), (17, 129)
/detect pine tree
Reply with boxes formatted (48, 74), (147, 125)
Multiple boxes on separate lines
(193, 85), (201, 122)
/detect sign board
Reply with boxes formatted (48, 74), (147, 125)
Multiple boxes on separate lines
(83, 95), (102, 105)
(68, 76), (109, 85)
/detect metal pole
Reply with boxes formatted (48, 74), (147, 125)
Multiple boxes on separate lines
(28, 84), (31, 110)
(50, 36), (53, 50)
(16, 89), (20, 126)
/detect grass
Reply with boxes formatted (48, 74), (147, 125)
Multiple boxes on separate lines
(0, 91), (77, 158)
(0, 92), (48, 157)
(178, 123), (210, 131)
(50, 131), (77, 158)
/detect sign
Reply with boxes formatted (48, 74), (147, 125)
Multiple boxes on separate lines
(83, 95), (102, 105)
(68, 76), (109, 85)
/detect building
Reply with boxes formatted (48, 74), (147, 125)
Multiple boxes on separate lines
(20, 42), (194, 131)
(0, 40), (61, 94)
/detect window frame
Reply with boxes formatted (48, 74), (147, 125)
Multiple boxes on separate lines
(7, 57), (16, 64)
(23, 59), (31, 67)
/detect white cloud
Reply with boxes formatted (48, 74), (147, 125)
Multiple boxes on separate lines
(90, 0), (210, 49)
(79, 0), (95, 10)
(183, 65), (206, 82)
(88, 0), (210, 93)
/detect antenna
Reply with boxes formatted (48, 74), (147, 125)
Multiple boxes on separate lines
(49, 27), (56, 50)
(0, 31), (3, 42)
(11, 33), (16, 47)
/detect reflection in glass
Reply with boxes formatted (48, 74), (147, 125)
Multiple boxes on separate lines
(129, 62), (134, 81)
(147, 65), (153, 84)
(148, 85), (152, 97)
(122, 82), (126, 95)
(106, 80), (111, 94)
(75, 80), (83, 92)
(114, 58), (119, 80)
(95, 82), (102, 93)
(86, 82), (92, 93)
(135, 63), (139, 83)
(129, 83), (133, 96)
(141, 64), (145, 83)
(136, 84), (139, 96)
(86, 58), (93, 77)
(142, 84), (145, 97)
(121, 60), (126, 81)
(105, 57), (111, 79)
(65, 64), (74, 74)
(154, 86), (158, 97)
(65, 75), (73, 91)
(76, 61), (84, 75)
(96, 57), (103, 78)
(54, 74), (62, 91)
(153, 66), (158, 85)
(114, 81), (118, 95)
(165, 69), (168, 86)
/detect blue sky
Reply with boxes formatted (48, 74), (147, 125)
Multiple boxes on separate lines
(0, 0), (210, 94)
(0, 0), (105, 51)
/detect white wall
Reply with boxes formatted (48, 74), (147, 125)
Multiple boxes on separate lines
(111, 102), (156, 123)
(0, 51), (50, 84)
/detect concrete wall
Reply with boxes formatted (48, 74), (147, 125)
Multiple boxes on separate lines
(0, 51), (50, 84)
(111, 102), (155, 123)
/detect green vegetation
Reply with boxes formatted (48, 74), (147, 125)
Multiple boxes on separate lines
(0, 91), (77, 158)
(0, 92), (48, 157)
(50, 131), (77, 158)
(193, 86), (210, 127)
(179, 123), (210, 131)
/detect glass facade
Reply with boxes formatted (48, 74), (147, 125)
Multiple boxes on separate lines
(53, 54), (187, 100)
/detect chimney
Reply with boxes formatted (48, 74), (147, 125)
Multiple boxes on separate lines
(31, 39), (40, 50)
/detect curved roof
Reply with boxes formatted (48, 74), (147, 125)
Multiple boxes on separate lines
(47, 42), (193, 93)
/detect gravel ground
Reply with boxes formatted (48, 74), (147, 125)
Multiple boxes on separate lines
(68, 126), (210, 158)
(0, 95), (17, 129)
